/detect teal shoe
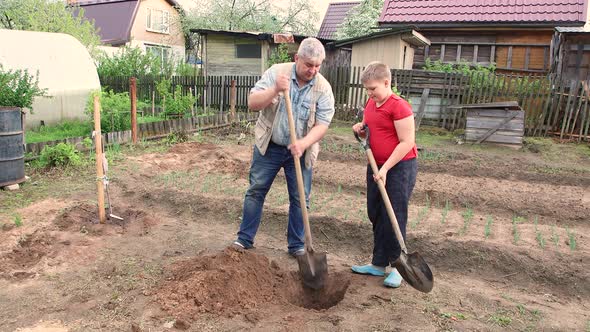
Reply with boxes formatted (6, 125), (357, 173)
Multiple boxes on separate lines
(384, 268), (403, 288)
(351, 264), (385, 277)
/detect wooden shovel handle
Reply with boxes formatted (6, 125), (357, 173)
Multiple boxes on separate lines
(365, 149), (408, 253)
(283, 88), (314, 251)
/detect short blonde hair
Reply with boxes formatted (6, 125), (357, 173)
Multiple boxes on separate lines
(360, 61), (391, 84)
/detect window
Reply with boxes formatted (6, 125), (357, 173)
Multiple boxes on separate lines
(146, 8), (170, 34)
(146, 44), (171, 64)
(236, 44), (261, 58)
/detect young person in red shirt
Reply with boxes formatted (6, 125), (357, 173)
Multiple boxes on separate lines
(351, 61), (418, 288)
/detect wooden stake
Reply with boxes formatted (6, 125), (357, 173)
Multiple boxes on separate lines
(152, 90), (155, 116)
(230, 79), (236, 122)
(130, 77), (138, 144)
(93, 95), (107, 224)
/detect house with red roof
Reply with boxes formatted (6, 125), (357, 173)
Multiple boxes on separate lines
(73, 0), (186, 62)
(377, 0), (587, 73)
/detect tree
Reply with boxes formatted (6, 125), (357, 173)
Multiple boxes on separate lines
(181, 0), (318, 36)
(95, 47), (165, 78)
(335, 0), (383, 40)
(0, 0), (101, 54)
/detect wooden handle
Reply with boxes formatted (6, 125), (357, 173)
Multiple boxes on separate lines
(284, 88), (314, 251)
(365, 149), (408, 253)
(93, 95), (107, 224)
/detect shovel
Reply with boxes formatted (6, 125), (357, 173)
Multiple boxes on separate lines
(283, 87), (328, 290)
(355, 125), (434, 293)
(95, 131), (124, 222)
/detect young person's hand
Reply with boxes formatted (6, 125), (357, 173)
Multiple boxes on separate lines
(373, 168), (389, 186)
(352, 122), (366, 137)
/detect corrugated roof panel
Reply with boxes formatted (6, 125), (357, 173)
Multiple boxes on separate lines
(379, 0), (587, 25)
(317, 1), (361, 40)
(75, 0), (139, 45)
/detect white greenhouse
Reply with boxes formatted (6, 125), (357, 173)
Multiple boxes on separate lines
(0, 29), (100, 129)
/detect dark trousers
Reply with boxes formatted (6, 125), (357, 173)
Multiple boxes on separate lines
(367, 158), (417, 267)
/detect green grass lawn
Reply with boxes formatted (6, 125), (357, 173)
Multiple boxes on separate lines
(25, 116), (167, 144)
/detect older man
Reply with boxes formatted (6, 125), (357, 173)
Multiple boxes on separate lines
(233, 37), (335, 256)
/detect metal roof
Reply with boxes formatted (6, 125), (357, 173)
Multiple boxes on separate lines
(190, 29), (332, 44)
(331, 28), (430, 47)
(74, 0), (140, 45)
(555, 26), (590, 33)
(317, 1), (361, 40)
(379, 0), (587, 27)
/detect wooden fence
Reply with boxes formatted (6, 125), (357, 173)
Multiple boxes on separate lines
(26, 112), (258, 156)
(100, 68), (590, 141)
(100, 75), (260, 114)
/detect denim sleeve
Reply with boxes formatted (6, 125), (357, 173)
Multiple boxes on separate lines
(315, 90), (335, 126)
(251, 66), (276, 93)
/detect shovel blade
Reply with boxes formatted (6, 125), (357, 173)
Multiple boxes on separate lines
(296, 251), (328, 290)
(394, 251), (434, 293)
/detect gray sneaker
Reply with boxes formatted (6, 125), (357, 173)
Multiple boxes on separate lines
(290, 248), (305, 257)
(231, 241), (245, 250)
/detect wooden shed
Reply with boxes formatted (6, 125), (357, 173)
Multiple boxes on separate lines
(454, 101), (525, 147)
(551, 26), (590, 81)
(191, 29), (332, 76)
(331, 29), (430, 70)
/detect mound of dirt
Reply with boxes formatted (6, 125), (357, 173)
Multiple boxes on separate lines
(156, 247), (350, 320)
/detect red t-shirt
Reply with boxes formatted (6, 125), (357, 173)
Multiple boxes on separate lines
(364, 94), (417, 165)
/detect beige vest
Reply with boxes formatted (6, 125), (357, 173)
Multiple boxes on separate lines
(254, 63), (331, 169)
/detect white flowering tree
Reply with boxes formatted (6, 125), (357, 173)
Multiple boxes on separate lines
(335, 0), (383, 40)
(181, 0), (318, 36)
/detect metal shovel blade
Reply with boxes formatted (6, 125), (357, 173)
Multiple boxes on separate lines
(393, 251), (434, 293)
(296, 250), (328, 290)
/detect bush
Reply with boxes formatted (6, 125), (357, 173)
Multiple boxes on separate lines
(38, 143), (82, 167)
(86, 89), (148, 132)
(423, 58), (496, 76)
(268, 44), (291, 68)
(156, 80), (196, 117)
(95, 47), (167, 77)
(0, 64), (48, 111)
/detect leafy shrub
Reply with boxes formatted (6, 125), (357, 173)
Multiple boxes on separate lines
(86, 89), (148, 132)
(96, 47), (168, 77)
(0, 64), (48, 111)
(175, 61), (200, 76)
(165, 131), (189, 145)
(39, 143), (82, 167)
(268, 44), (291, 67)
(156, 80), (196, 117)
(423, 58), (496, 76)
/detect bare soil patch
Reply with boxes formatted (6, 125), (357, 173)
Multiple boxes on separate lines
(0, 125), (588, 332)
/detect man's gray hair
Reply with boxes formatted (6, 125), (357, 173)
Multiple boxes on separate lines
(297, 37), (326, 61)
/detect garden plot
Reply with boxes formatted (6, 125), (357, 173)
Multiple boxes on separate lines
(0, 123), (588, 331)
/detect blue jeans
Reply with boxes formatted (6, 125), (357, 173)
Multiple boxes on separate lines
(237, 143), (312, 254)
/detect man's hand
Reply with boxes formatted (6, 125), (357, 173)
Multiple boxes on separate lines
(288, 140), (307, 158)
(274, 74), (290, 94)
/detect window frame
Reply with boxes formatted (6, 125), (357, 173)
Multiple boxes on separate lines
(146, 8), (170, 34)
(146, 44), (172, 64)
(235, 44), (261, 59)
